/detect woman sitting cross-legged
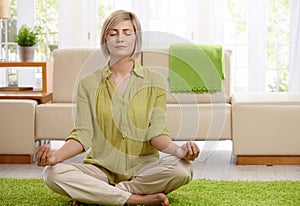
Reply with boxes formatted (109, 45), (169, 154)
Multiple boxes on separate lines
(34, 10), (200, 206)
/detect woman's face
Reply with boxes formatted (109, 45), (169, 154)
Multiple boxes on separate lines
(106, 20), (136, 59)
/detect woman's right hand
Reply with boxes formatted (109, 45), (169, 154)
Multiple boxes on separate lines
(34, 144), (58, 166)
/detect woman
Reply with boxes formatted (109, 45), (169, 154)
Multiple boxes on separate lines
(34, 10), (200, 206)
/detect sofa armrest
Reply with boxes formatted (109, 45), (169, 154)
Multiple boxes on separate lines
(0, 99), (37, 155)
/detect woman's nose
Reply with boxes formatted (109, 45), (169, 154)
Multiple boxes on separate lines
(116, 34), (124, 42)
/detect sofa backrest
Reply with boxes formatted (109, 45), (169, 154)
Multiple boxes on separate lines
(142, 48), (232, 103)
(51, 48), (231, 103)
(52, 48), (104, 103)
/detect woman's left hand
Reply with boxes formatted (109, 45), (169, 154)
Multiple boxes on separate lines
(150, 135), (200, 161)
(177, 141), (200, 161)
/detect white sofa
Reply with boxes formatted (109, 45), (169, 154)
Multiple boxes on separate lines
(35, 48), (232, 142)
(1, 48), (299, 165)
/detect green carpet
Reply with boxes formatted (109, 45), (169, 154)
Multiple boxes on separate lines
(1, 178), (299, 206)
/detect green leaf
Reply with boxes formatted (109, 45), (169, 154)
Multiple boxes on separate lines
(14, 25), (39, 46)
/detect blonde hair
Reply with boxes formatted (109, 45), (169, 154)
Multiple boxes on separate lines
(100, 10), (142, 58)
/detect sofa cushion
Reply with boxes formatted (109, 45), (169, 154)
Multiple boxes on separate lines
(35, 103), (75, 140)
(167, 103), (232, 140)
(231, 92), (300, 105)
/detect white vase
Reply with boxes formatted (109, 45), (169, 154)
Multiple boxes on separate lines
(18, 46), (35, 62)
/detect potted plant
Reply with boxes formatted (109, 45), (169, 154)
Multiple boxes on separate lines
(14, 25), (40, 62)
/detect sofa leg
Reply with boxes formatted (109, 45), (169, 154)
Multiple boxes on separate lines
(0, 154), (31, 164)
(237, 155), (300, 165)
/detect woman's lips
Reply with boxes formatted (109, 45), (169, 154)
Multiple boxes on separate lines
(116, 45), (126, 49)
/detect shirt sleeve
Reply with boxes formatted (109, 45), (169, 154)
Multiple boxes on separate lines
(146, 73), (170, 140)
(66, 79), (93, 151)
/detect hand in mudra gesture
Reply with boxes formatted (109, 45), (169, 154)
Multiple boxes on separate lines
(176, 141), (200, 161)
(34, 144), (58, 166)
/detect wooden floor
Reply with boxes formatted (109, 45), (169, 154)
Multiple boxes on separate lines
(1, 140), (299, 181)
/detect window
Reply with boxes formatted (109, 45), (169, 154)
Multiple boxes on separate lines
(223, 0), (248, 92)
(1, 0), (17, 62)
(34, 0), (59, 61)
(0, 0), (59, 62)
(0, 0), (17, 87)
(223, 0), (291, 92)
(0, 0), (59, 88)
(265, 0), (290, 92)
(96, 0), (114, 47)
(3, 1), (291, 93)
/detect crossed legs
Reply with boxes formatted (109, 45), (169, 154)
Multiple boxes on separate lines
(43, 155), (192, 205)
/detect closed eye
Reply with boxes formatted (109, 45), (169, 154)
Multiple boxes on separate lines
(108, 32), (117, 36)
(124, 30), (134, 36)
(107, 29), (134, 37)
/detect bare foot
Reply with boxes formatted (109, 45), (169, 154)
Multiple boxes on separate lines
(72, 200), (81, 206)
(126, 193), (169, 206)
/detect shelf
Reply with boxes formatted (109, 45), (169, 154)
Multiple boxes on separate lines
(0, 62), (53, 104)
(0, 62), (52, 93)
(0, 91), (53, 104)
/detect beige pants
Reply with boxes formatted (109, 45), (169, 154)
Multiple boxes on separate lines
(43, 155), (193, 205)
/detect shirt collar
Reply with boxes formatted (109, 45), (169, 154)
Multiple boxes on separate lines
(100, 61), (145, 80)
(132, 61), (145, 78)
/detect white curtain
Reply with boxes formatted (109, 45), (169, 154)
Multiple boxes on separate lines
(288, 0), (300, 92)
(209, 0), (224, 44)
(131, 0), (200, 47)
(248, 0), (266, 92)
(17, 0), (34, 28)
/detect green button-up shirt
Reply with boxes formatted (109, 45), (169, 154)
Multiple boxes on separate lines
(67, 62), (169, 184)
